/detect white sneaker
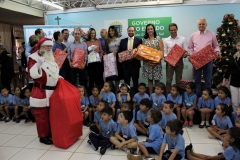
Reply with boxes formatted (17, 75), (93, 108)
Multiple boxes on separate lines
(205, 121), (210, 127)
(198, 121), (205, 128)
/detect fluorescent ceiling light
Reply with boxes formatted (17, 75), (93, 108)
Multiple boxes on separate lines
(37, 0), (64, 10)
(96, 0), (183, 9)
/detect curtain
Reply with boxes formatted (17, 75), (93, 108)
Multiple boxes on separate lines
(0, 23), (12, 53)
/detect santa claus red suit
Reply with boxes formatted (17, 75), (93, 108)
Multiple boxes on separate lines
(28, 38), (59, 145)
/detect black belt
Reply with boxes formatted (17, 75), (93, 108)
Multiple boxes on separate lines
(34, 83), (56, 90)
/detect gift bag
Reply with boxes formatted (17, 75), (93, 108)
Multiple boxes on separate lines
(88, 51), (100, 64)
(50, 79), (83, 149)
(72, 48), (85, 69)
(133, 44), (163, 65)
(165, 44), (186, 66)
(118, 50), (133, 63)
(54, 48), (68, 68)
(103, 53), (118, 78)
(189, 45), (218, 70)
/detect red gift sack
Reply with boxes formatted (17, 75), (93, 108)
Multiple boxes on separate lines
(189, 45), (218, 70)
(54, 48), (68, 68)
(118, 50), (133, 63)
(165, 44), (186, 67)
(72, 48), (85, 69)
(50, 78), (83, 149)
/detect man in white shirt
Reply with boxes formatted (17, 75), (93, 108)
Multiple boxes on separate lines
(164, 23), (188, 93)
(62, 29), (70, 47)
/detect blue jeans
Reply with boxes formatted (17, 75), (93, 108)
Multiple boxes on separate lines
(194, 61), (213, 97)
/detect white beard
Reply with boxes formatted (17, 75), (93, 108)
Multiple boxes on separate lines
(40, 48), (54, 62)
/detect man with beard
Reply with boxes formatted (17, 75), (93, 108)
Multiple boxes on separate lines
(62, 29), (70, 47)
(118, 26), (142, 95)
(28, 38), (59, 145)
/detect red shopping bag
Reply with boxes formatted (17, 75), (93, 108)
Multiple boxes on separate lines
(54, 48), (68, 68)
(72, 48), (85, 69)
(165, 44), (186, 67)
(50, 79), (83, 149)
(189, 45), (217, 70)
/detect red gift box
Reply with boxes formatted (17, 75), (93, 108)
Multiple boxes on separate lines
(72, 48), (86, 69)
(189, 45), (217, 70)
(54, 48), (68, 68)
(118, 50), (133, 63)
(165, 44), (186, 67)
(50, 79), (83, 148)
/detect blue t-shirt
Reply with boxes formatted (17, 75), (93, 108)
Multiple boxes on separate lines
(167, 94), (182, 105)
(117, 123), (137, 140)
(212, 114), (233, 130)
(197, 97), (214, 110)
(99, 119), (117, 138)
(52, 42), (66, 52)
(143, 124), (163, 154)
(137, 110), (151, 126)
(89, 95), (99, 106)
(223, 146), (240, 160)
(158, 112), (177, 129)
(150, 93), (166, 110)
(94, 111), (101, 123)
(81, 97), (89, 111)
(183, 92), (197, 109)
(101, 91), (116, 106)
(214, 96), (231, 107)
(13, 95), (23, 106)
(118, 94), (128, 107)
(232, 111), (238, 125)
(163, 134), (185, 159)
(1, 94), (14, 109)
(133, 93), (149, 106)
(22, 98), (30, 106)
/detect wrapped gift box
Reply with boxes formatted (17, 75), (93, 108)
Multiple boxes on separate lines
(165, 44), (186, 66)
(88, 51), (100, 64)
(181, 79), (194, 89)
(133, 44), (163, 66)
(50, 79), (83, 149)
(118, 50), (133, 63)
(103, 53), (118, 78)
(72, 48), (86, 69)
(189, 45), (217, 70)
(54, 48), (68, 68)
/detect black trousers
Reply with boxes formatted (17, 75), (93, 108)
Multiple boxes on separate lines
(123, 67), (139, 95)
(59, 59), (70, 80)
(1, 72), (14, 91)
(89, 133), (111, 150)
(87, 62), (104, 90)
(70, 68), (86, 86)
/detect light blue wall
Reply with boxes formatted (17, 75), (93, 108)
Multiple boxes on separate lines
(46, 3), (240, 84)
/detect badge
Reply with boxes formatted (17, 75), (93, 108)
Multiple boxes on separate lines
(105, 131), (110, 135)
(123, 135), (128, 138)
(154, 103), (158, 106)
(144, 121), (149, 126)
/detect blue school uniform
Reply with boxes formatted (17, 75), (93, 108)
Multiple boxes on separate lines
(212, 114), (233, 130)
(89, 95), (99, 106)
(150, 93), (166, 110)
(101, 91), (116, 106)
(118, 94), (128, 107)
(223, 146), (240, 160)
(99, 119), (117, 138)
(94, 111), (101, 123)
(183, 92), (197, 109)
(163, 134), (185, 160)
(137, 110), (151, 127)
(117, 111), (135, 124)
(167, 94), (182, 105)
(214, 96), (231, 107)
(81, 97), (89, 111)
(1, 94), (14, 109)
(22, 98), (30, 106)
(133, 93), (149, 106)
(197, 97), (214, 110)
(231, 111), (238, 125)
(143, 124), (163, 154)
(117, 123), (137, 140)
(158, 112), (177, 129)
(13, 95), (23, 106)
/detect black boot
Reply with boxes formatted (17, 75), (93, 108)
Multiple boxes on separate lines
(39, 137), (53, 145)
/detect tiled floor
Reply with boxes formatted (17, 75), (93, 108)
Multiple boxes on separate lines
(0, 121), (223, 160)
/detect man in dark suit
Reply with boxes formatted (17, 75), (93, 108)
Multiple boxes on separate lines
(118, 26), (142, 95)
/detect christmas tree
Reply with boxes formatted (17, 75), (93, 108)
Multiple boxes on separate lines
(212, 14), (240, 87)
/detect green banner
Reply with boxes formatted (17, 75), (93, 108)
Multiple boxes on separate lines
(128, 17), (172, 38)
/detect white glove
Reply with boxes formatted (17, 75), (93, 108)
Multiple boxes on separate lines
(37, 56), (45, 68)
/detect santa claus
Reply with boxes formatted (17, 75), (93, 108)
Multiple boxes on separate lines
(28, 38), (59, 145)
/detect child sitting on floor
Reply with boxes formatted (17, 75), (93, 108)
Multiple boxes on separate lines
(231, 106), (240, 125)
(89, 86), (100, 125)
(117, 101), (134, 124)
(78, 85), (90, 126)
(127, 110), (163, 160)
(150, 82), (166, 110)
(12, 86), (23, 123)
(214, 86), (231, 107)
(117, 83), (131, 120)
(0, 86), (13, 122)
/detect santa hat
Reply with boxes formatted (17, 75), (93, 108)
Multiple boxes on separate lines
(31, 37), (53, 54)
